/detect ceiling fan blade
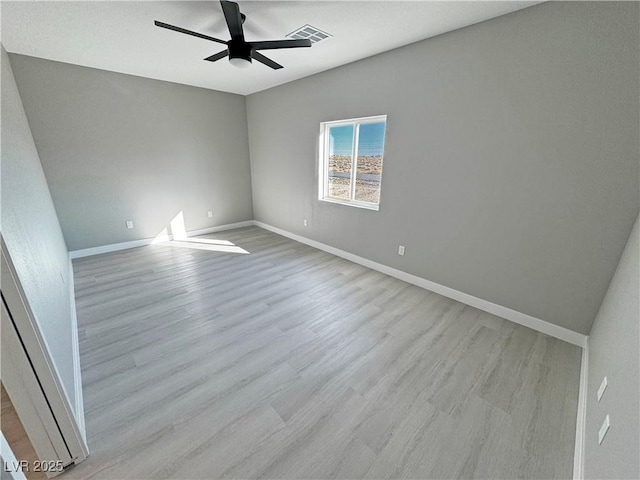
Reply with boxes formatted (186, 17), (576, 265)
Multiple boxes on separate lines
(204, 51), (229, 62)
(250, 39), (312, 50)
(220, 1), (245, 40)
(251, 51), (283, 70)
(154, 21), (227, 45)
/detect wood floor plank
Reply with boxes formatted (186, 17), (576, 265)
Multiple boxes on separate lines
(63, 226), (581, 479)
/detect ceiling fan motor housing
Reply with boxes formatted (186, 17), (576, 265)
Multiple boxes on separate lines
(228, 39), (252, 62)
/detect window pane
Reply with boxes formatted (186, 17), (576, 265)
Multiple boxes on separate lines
(327, 124), (353, 201)
(355, 121), (385, 204)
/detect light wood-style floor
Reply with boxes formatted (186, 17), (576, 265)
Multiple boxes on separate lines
(1, 384), (48, 480)
(65, 226), (581, 479)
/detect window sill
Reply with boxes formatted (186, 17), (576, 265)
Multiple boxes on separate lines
(319, 197), (380, 211)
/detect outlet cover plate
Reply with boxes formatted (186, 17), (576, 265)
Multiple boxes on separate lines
(597, 376), (608, 402)
(598, 415), (610, 445)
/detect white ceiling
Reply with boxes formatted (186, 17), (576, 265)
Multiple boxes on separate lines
(1, 1), (541, 95)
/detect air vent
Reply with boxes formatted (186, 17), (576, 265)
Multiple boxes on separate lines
(286, 24), (331, 44)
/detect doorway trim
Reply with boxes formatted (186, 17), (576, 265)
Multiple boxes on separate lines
(1, 240), (88, 473)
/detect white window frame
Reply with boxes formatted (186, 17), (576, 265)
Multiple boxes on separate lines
(318, 114), (387, 211)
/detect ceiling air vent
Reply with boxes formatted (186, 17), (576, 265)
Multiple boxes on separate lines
(286, 24), (331, 44)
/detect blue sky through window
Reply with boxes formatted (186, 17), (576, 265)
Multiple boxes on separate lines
(329, 122), (385, 156)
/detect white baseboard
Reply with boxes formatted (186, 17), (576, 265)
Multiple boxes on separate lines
(573, 342), (589, 479)
(69, 237), (161, 259)
(253, 221), (588, 348)
(68, 221), (254, 259)
(67, 257), (86, 443)
(186, 221), (254, 237)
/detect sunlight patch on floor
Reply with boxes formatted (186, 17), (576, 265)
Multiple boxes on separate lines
(162, 239), (249, 254)
(150, 211), (249, 253)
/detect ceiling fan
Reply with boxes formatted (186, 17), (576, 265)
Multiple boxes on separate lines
(155, 0), (312, 70)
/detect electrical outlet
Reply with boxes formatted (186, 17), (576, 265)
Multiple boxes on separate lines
(126, 220), (134, 229)
(598, 415), (610, 445)
(597, 376), (608, 402)
(208, 211), (213, 218)
(398, 245), (405, 255)
(304, 219), (308, 227)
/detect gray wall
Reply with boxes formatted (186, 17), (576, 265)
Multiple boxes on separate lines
(246, 1), (639, 335)
(1, 45), (76, 409)
(585, 214), (639, 479)
(9, 55), (253, 251)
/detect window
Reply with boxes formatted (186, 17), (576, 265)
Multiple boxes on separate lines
(319, 115), (387, 210)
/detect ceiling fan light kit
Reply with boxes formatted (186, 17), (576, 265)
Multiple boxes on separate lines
(155, 0), (312, 70)
(229, 57), (252, 68)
